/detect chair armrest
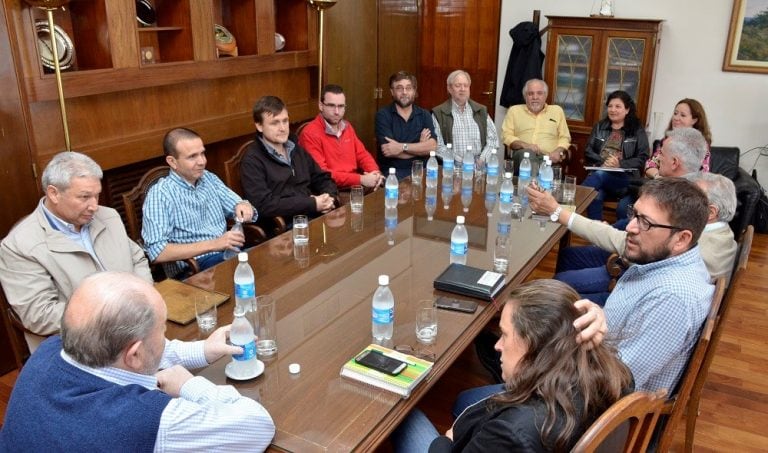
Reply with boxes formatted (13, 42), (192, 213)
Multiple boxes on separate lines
(606, 253), (628, 292)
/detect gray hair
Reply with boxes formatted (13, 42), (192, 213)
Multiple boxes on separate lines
(522, 79), (548, 98)
(686, 172), (738, 222)
(447, 70), (471, 86)
(41, 151), (103, 192)
(61, 272), (157, 368)
(664, 128), (708, 174)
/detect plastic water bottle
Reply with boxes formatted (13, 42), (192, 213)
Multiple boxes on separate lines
(441, 173), (454, 209)
(518, 152), (532, 202)
(486, 149), (499, 186)
(425, 185), (437, 221)
(450, 215), (468, 265)
(426, 151), (438, 188)
(234, 252), (256, 314)
(497, 212), (512, 236)
(443, 143), (454, 176)
(539, 156), (553, 193)
(385, 206), (397, 246)
(372, 275), (394, 341)
(499, 172), (514, 214)
(462, 146), (474, 183)
(385, 167), (398, 208)
(460, 176), (472, 213)
(222, 219), (244, 260)
(230, 304), (258, 377)
(484, 180), (498, 217)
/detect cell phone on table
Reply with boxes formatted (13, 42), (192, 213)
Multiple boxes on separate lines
(435, 296), (478, 314)
(354, 349), (407, 375)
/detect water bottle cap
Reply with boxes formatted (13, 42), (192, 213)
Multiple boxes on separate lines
(523, 152), (530, 158)
(466, 145), (473, 151)
(378, 275), (389, 285)
(491, 149), (497, 155)
(289, 363), (301, 374)
(238, 252), (248, 262)
(446, 143), (452, 149)
(389, 168), (395, 175)
(429, 151), (436, 157)
(456, 215), (465, 224)
(504, 172), (512, 178)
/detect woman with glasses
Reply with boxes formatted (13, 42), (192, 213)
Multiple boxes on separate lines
(391, 280), (633, 452)
(581, 90), (650, 221)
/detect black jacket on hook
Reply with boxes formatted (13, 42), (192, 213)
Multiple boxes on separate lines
(500, 21), (545, 108)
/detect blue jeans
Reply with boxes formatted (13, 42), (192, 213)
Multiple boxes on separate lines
(390, 409), (440, 453)
(451, 384), (505, 419)
(196, 252), (225, 271)
(582, 170), (631, 220)
(554, 246), (613, 306)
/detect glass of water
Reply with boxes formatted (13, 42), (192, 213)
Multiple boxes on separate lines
(292, 215), (309, 244)
(350, 185), (364, 213)
(415, 300), (437, 344)
(194, 294), (217, 335)
(563, 175), (577, 204)
(493, 235), (510, 273)
(411, 160), (424, 185)
(255, 295), (278, 357)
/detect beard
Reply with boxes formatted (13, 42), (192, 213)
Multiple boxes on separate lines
(395, 95), (414, 109)
(625, 233), (674, 265)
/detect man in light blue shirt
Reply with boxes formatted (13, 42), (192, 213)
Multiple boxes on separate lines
(1, 271), (275, 451)
(142, 128), (256, 277)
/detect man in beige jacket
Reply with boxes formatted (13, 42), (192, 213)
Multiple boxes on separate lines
(0, 151), (151, 351)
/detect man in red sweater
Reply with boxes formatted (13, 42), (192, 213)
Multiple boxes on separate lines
(299, 84), (384, 190)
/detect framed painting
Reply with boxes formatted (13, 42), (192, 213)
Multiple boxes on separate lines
(724, 0), (768, 73)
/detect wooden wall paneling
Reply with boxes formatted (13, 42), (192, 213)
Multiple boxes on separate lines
(220, 0), (259, 56)
(67, 1), (111, 70)
(191, 0), (217, 61)
(275, 0), (309, 52)
(108, 0), (140, 68)
(153, 0), (193, 63)
(255, 0), (276, 55)
(377, 0), (419, 111)
(324, 0), (377, 153)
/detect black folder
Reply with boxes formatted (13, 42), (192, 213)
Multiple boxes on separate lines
(433, 263), (506, 301)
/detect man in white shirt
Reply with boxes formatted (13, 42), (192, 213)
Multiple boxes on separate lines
(1, 271), (275, 452)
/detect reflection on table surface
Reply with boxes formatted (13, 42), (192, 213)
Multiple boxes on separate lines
(167, 176), (594, 452)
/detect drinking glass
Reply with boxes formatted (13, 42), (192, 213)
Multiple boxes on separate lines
(493, 235), (510, 273)
(563, 175), (577, 204)
(194, 294), (217, 335)
(350, 185), (364, 213)
(415, 300), (437, 344)
(293, 242), (309, 268)
(292, 215), (309, 244)
(411, 160), (424, 185)
(255, 295), (277, 357)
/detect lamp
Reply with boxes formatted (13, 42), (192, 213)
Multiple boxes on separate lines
(306, 0), (338, 97)
(26, 0), (72, 151)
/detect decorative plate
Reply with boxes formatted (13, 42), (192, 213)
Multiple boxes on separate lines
(214, 24), (237, 57)
(35, 20), (74, 71)
(275, 32), (286, 52)
(136, 0), (156, 26)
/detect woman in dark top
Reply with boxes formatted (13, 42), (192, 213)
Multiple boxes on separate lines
(582, 90), (649, 220)
(391, 280), (633, 452)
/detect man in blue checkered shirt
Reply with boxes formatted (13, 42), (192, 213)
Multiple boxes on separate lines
(142, 128), (255, 277)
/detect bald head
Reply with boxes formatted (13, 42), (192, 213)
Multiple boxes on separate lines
(61, 272), (164, 368)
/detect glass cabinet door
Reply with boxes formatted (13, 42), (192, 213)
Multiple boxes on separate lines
(552, 34), (593, 122)
(600, 36), (646, 116)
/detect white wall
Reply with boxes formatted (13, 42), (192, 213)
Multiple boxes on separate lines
(496, 0), (768, 186)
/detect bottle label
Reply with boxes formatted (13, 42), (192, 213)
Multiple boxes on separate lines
(233, 340), (257, 361)
(372, 306), (393, 324)
(500, 191), (512, 203)
(520, 169), (531, 180)
(487, 165), (498, 177)
(463, 162), (474, 174)
(235, 282), (255, 299)
(498, 222), (511, 235)
(427, 168), (438, 179)
(385, 217), (397, 229)
(427, 195), (437, 205)
(444, 160), (454, 171)
(540, 180), (552, 191)
(461, 187), (472, 196)
(385, 187), (398, 200)
(485, 192), (497, 202)
(450, 241), (468, 255)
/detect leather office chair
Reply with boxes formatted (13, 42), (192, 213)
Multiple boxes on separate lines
(0, 283), (33, 368)
(223, 140), (287, 237)
(572, 389), (668, 453)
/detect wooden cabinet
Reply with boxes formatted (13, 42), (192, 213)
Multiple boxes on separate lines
(543, 16), (662, 182)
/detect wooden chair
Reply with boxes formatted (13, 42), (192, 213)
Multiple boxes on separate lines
(605, 253), (629, 292)
(223, 140), (287, 237)
(503, 142), (576, 173)
(572, 389), (668, 453)
(654, 276), (728, 452)
(122, 166), (200, 277)
(0, 283), (32, 368)
(662, 225), (754, 452)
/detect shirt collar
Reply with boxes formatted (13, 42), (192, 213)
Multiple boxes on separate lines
(525, 103), (549, 116)
(703, 221), (728, 232)
(628, 245), (702, 276)
(259, 137), (295, 163)
(323, 118), (346, 137)
(168, 168), (204, 189)
(451, 100), (468, 114)
(40, 198), (88, 233)
(60, 349), (158, 391)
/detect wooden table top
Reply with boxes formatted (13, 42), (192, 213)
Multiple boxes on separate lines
(167, 175), (594, 452)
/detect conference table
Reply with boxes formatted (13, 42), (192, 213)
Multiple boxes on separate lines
(166, 174), (595, 452)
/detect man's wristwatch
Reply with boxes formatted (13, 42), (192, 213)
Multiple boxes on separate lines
(550, 205), (563, 222)
(402, 143), (409, 152)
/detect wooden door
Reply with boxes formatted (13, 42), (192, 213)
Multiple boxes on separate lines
(417, 0), (502, 118)
(377, 0), (420, 111)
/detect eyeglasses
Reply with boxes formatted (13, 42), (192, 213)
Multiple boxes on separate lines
(627, 207), (683, 232)
(393, 85), (415, 93)
(322, 102), (346, 110)
(395, 344), (436, 361)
